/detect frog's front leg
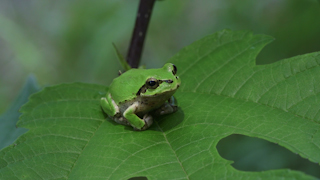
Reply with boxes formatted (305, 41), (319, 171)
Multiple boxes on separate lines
(123, 102), (153, 130)
(100, 93), (119, 116)
(154, 96), (178, 116)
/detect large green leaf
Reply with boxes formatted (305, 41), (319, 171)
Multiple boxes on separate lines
(1, 30), (319, 179)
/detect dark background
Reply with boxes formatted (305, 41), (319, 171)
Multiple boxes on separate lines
(1, 0), (320, 114)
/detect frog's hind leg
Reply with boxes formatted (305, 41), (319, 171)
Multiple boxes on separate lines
(100, 93), (119, 116)
(123, 102), (153, 130)
(153, 96), (178, 116)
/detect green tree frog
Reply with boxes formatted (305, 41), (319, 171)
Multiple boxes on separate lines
(101, 63), (181, 131)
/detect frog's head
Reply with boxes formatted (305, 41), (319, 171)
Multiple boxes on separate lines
(138, 63), (181, 97)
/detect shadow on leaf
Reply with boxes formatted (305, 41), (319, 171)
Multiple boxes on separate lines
(104, 108), (185, 132)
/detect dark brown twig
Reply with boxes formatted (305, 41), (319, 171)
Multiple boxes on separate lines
(126, 0), (156, 68)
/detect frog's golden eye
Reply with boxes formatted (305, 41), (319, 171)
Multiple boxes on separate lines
(146, 78), (159, 89)
(172, 64), (177, 75)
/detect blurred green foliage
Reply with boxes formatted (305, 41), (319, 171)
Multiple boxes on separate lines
(0, 0), (320, 113)
(0, 75), (39, 150)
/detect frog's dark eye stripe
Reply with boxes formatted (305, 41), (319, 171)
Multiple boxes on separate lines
(136, 86), (147, 96)
(137, 78), (160, 96)
(172, 64), (177, 75)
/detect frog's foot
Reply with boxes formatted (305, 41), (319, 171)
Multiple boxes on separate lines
(134, 114), (153, 131)
(124, 102), (153, 131)
(100, 94), (119, 116)
(153, 102), (178, 116)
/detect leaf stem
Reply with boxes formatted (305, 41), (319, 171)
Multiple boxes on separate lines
(126, 0), (156, 68)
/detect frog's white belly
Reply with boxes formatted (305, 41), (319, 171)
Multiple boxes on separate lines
(118, 90), (175, 117)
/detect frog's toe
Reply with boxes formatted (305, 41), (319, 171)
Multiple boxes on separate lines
(138, 114), (153, 131)
(144, 114), (153, 125)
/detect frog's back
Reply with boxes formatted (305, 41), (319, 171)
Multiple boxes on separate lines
(109, 69), (147, 104)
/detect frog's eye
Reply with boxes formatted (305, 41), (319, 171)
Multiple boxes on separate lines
(146, 78), (159, 89)
(172, 64), (177, 75)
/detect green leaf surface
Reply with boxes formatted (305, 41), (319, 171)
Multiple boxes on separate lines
(1, 30), (319, 179)
(0, 76), (40, 150)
